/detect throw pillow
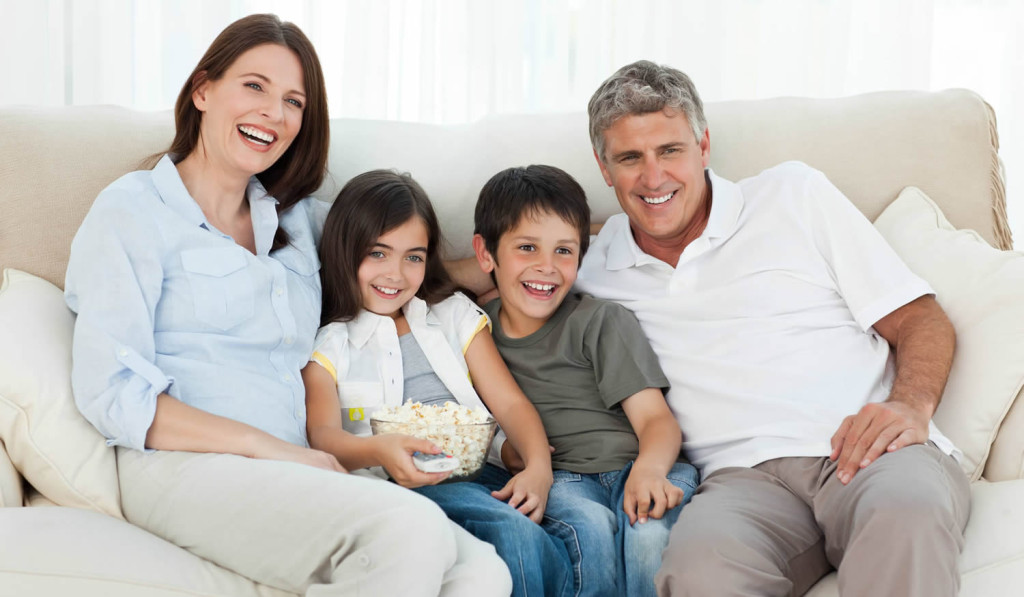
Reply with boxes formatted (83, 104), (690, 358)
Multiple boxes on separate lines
(0, 268), (122, 517)
(873, 187), (1024, 480)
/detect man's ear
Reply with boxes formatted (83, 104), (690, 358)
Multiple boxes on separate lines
(594, 148), (613, 187)
(191, 72), (211, 112)
(700, 126), (711, 168)
(472, 234), (496, 273)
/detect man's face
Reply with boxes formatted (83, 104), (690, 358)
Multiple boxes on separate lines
(595, 109), (711, 258)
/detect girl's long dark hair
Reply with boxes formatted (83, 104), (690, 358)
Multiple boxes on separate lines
(319, 170), (455, 326)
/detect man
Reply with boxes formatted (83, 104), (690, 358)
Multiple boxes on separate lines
(576, 60), (969, 596)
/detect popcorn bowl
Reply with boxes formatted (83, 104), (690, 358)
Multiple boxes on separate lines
(370, 402), (498, 483)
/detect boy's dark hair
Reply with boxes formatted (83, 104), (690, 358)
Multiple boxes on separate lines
(474, 165), (591, 265)
(320, 169), (455, 326)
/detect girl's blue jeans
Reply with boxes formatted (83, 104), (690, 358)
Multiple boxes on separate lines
(413, 464), (574, 597)
(542, 461), (699, 597)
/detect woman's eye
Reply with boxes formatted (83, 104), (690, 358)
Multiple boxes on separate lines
(368, 250), (385, 259)
(245, 82), (263, 92)
(286, 98), (303, 108)
(407, 255), (424, 263)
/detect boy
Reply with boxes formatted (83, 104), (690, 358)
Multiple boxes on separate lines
(472, 165), (698, 597)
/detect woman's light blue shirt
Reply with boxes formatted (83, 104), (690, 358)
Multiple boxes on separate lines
(65, 155), (326, 451)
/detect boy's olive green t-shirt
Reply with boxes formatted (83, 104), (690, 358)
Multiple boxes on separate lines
(484, 292), (670, 474)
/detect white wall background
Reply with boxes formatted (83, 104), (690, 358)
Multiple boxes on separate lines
(2, 0), (1021, 246)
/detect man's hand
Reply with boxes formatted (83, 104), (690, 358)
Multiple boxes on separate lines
(490, 465), (553, 524)
(622, 464), (685, 525)
(830, 400), (931, 484)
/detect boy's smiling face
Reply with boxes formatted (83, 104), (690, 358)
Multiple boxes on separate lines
(473, 209), (581, 338)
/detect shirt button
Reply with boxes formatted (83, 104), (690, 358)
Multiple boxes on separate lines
(284, 336), (294, 345)
(358, 554), (371, 567)
(117, 349), (128, 357)
(282, 374), (292, 382)
(274, 286), (284, 296)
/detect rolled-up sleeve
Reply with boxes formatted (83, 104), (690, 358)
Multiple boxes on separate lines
(65, 190), (172, 451)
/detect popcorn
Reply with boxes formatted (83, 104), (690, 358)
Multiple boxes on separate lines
(370, 402), (497, 480)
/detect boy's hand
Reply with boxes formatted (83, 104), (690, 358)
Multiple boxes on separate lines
(622, 464), (685, 525)
(491, 465), (553, 524)
(371, 434), (451, 488)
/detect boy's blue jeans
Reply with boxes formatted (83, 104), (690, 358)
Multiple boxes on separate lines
(542, 461), (699, 597)
(414, 464), (574, 597)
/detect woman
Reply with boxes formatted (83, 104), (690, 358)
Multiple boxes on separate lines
(64, 14), (510, 597)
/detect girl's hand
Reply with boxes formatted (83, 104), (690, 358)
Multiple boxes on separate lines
(501, 442), (556, 476)
(372, 434), (452, 488)
(622, 464), (685, 525)
(491, 465), (553, 524)
(251, 440), (347, 474)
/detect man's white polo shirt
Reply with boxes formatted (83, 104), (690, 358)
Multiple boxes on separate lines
(577, 162), (958, 477)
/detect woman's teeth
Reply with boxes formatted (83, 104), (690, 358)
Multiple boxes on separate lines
(238, 125), (275, 145)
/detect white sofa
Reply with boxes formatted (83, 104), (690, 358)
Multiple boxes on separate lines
(1, 90), (1023, 596)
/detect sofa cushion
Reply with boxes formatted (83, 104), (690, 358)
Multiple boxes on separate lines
(0, 440), (23, 508)
(0, 269), (122, 517)
(873, 187), (1024, 480)
(0, 507), (296, 597)
(985, 387), (1024, 481)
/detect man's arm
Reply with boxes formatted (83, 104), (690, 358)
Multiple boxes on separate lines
(446, 257), (496, 302)
(831, 295), (955, 484)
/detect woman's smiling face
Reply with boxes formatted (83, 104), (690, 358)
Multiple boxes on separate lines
(192, 43), (307, 178)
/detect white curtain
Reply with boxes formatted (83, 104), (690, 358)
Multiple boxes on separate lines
(3, 0), (1021, 244)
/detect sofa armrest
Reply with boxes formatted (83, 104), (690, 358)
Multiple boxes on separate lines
(0, 439), (24, 507)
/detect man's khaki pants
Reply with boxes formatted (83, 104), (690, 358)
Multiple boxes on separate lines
(655, 443), (970, 597)
(117, 448), (512, 597)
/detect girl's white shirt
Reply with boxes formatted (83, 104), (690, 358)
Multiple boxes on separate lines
(310, 292), (506, 474)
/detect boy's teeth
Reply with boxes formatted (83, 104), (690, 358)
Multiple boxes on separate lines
(523, 282), (555, 291)
(238, 125), (275, 144)
(374, 286), (400, 295)
(642, 191), (674, 204)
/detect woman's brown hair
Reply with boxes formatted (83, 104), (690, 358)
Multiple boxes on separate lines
(167, 14), (329, 250)
(319, 170), (455, 326)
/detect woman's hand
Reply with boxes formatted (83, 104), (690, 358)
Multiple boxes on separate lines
(622, 464), (684, 525)
(251, 438), (347, 473)
(371, 434), (452, 488)
(491, 464), (553, 524)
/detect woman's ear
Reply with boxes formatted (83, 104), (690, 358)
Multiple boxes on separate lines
(472, 234), (496, 273)
(191, 71), (211, 111)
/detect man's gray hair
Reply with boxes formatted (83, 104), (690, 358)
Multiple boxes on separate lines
(588, 60), (707, 163)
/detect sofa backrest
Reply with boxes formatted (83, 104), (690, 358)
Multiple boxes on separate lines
(0, 89), (1011, 291)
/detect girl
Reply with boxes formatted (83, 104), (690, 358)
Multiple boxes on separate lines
(302, 170), (573, 597)
(65, 14), (508, 597)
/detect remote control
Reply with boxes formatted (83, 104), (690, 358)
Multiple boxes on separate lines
(412, 451), (461, 473)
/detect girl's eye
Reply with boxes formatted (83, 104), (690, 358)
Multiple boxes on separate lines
(286, 98), (303, 108)
(245, 82), (263, 92)
(407, 255), (424, 263)
(368, 250), (385, 259)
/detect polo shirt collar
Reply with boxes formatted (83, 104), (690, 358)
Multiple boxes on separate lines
(151, 154), (280, 256)
(347, 296), (443, 349)
(604, 168), (744, 270)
